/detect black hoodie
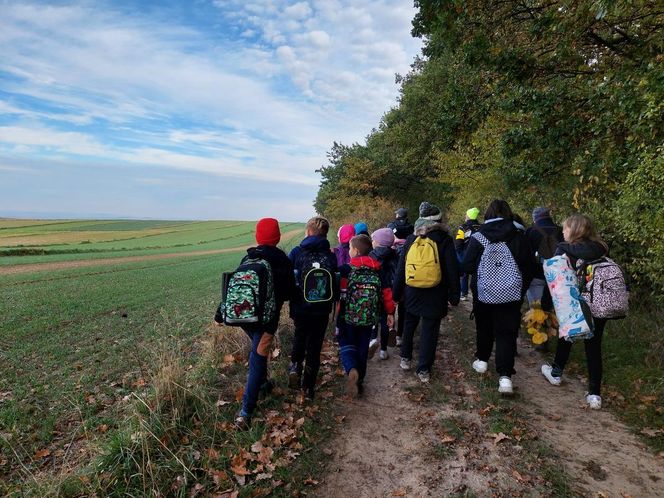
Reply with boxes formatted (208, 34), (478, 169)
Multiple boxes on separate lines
(462, 218), (536, 303)
(393, 223), (460, 319)
(555, 240), (608, 269)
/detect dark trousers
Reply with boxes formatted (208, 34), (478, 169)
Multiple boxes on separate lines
(473, 300), (522, 377)
(400, 311), (442, 374)
(240, 329), (272, 417)
(552, 318), (607, 395)
(460, 274), (469, 296)
(291, 313), (329, 391)
(396, 302), (406, 337)
(338, 322), (372, 382)
(379, 312), (389, 351)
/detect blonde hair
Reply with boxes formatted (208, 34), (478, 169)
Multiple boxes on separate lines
(563, 214), (608, 250)
(306, 216), (330, 237)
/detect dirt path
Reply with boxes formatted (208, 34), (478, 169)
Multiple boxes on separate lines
(0, 229), (303, 276)
(515, 331), (664, 496)
(314, 304), (664, 497)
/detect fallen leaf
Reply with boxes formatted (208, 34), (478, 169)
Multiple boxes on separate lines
(492, 432), (509, 444)
(439, 434), (456, 444)
(303, 477), (319, 486)
(641, 428), (664, 438)
(392, 489), (407, 497)
(98, 424), (109, 433)
(34, 449), (50, 459)
(223, 354), (235, 363)
(216, 400), (230, 407)
(322, 448), (333, 455)
(235, 386), (245, 402)
(550, 414), (562, 421)
(251, 441), (264, 453)
(256, 473), (272, 480)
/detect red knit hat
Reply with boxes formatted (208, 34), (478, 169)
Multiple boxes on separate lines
(255, 218), (281, 246)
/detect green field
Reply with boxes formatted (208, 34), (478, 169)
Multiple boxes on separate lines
(0, 219), (304, 493)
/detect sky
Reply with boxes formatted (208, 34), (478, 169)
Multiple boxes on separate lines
(0, 0), (422, 221)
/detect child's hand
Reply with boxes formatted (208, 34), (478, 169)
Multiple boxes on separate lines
(387, 314), (395, 329)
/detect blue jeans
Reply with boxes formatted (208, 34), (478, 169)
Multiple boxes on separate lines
(338, 322), (372, 382)
(460, 274), (469, 296)
(240, 329), (272, 417)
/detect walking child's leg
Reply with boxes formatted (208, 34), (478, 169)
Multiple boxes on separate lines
(338, 321), (358, 374)
(493, 302), (521, 377)
(396, 302), (405, 338)
(584, 319), (606, 395)
(302, 314), (329, 393)
(551, 336), (573, 376)
(417, 316), (442, 373)
(400, 311), (419, 360)
(473, 301), (494, 362)
(241, 330), (271, 417)
(379, 313), (389, 351)
(290, 316), (307, 369)
(356, 326), (372, 382)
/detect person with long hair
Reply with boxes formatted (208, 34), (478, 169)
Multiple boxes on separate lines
(541, 214), (610, 409)
(462, 199), (535, 394)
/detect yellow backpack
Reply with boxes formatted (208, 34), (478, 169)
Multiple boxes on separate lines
(405, 236), (442, 288)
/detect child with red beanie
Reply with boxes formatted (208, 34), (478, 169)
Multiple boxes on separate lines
(214, 218), (295, 430)
(333, 224), (355, 267)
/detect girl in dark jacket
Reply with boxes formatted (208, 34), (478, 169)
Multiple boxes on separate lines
(462, 200), (535, 395)
(540, 214), (609, 409)
(393, 202), (460, 383)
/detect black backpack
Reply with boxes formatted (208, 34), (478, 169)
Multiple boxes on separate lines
(535, 227), (563, 262)
(296, 250), (335, 312)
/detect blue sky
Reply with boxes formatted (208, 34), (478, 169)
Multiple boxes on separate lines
(0, 0), (421, 221)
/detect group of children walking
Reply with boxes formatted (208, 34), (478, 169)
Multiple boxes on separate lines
(215, 200), (625, 429)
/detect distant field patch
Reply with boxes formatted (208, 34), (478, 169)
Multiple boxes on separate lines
(0, 228), (175, 247)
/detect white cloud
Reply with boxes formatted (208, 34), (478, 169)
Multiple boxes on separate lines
(283, 2), (312, 20)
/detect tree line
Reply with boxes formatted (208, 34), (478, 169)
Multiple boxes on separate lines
(314, 0), (663, 298)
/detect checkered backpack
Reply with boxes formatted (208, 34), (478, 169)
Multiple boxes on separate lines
(474, 232), (523, 304)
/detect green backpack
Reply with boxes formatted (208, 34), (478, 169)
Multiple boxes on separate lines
(221, 257), (276, 326)
(344, 266), (381, 326)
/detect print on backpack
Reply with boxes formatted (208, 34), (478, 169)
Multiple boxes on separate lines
(577, 258), (629, 319)
(221, 258), (276, 325)
(544, 255), (593, 341)
(345, 266), (381, 326)
(298, 251), (335, 307)
(473, 232), (522, 304)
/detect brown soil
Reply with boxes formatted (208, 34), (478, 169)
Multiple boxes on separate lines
(1, 229), (303, 276)
(314, 304), (664, 497)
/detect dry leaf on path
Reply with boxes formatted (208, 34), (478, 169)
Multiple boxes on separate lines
(303, 477), (319, 485)
(439, 434), (456, 444)
(392, 489), (407, 497)
(235, 386), (245, 402)
(34, 448), (50, 459)
(492, 432), (510, 444)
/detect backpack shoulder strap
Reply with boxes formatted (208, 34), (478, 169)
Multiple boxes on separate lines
(473, 232), (489, 248)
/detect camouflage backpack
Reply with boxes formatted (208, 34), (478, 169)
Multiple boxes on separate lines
(344, 266), (381, 326)
(221, 257), (276, 326)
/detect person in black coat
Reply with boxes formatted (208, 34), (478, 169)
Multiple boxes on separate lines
(462, 200), (535, 395)
(393, 202), (460, 383)
(540, 213), (609, 410)
(214, 218), (295, 430)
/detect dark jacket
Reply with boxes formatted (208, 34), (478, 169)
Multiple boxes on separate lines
(289, 236), (338, 317)
(338, 256), (396, 324)
(454, 219), (481, 253)
(393, 223), (460, 319)
(214, 244), (294, 324)
(369, 245), (399, 290)
(462, 218), (536, 303)
(525, 217), (564, 279)
(555, 240), (608, 269)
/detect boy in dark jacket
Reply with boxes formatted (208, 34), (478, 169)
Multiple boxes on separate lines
(214, 218), (294, 430)
(369, 227), (398, 360)
(455, 207), (481, 301)
(393, 202), (460, 383)
(288, 216), (338, 400)
(338, 235), (395, 397)
(462, 200), (535, 395)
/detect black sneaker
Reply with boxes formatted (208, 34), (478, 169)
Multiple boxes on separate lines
(304, 387), (315, 401)
(288, 363), (301, 389)
(234, 413), (251, 431)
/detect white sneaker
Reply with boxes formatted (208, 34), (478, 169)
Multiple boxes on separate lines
(395, 336), (402, 347)
(400, 358), (411, 371)
(472, 359), (488, 374)
(460, 295), (468, 301)
(379, 350), (388, 360)
(417, 371), (430, 383)
(368, 339), (379, 359)
(541, 364), (561, 386)
(498, 376), (513, 394)
(586, 394), (602, 409)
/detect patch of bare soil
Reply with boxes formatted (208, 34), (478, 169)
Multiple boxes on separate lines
(314, 304), (664, 497)
(1, 229), (302, 275)
(515, 331), (664, 497)
(314, 321), (550, 497)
